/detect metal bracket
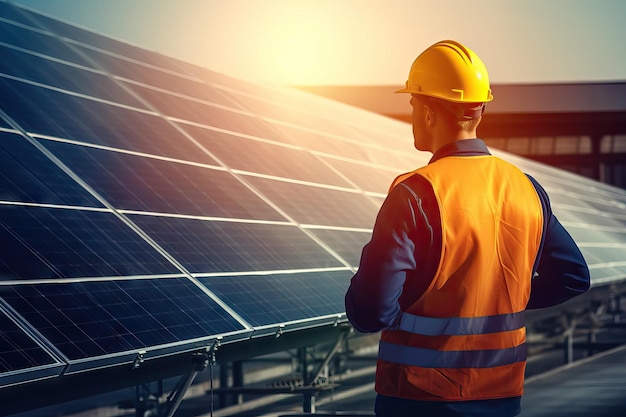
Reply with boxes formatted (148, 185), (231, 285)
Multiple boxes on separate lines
(132, 350), (146, 369)
(208, 336), (222, 367)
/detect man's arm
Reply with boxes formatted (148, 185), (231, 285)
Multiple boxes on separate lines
(526, 176), (591, 309)
(345, 178), (437, 332)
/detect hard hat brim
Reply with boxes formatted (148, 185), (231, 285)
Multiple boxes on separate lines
(394, 86), (411, 94)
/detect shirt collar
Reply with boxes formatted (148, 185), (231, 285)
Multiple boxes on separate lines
(429, 138), (491, 164)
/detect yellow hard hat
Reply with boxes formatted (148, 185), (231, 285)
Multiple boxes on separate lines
(395, 40), (493, 104)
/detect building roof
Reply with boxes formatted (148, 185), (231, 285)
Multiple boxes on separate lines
(298, 82), (626, 116)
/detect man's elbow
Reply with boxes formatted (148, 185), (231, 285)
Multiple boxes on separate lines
(345, 294), (397, 333)
(557, 264), (592, 305)
(570, 264), (591, 294)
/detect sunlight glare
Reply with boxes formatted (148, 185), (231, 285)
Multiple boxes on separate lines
(259, 3), (339, 85)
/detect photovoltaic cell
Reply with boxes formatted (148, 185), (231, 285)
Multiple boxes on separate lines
(74, 46), (245, 111)
(0, 77), (216, 163)
(182, 124), (355, 187)
(129, 214), (345, 273)
(270, 122), (381, 161)
(564, 196), (626, 220)
(305, 229), (373, 268)
(244, 176), (380, 229)
(561, 224), (625, 248)
(74, 45), (202, 91)
(40, 139), (286, 220)
(0, 43), (147, 108)
(11, 5), (190, 75)
(0, 132), (102, 207)
(320, 157), (400, 194)
(581, 247), (626, 267)
(553, 205), (624, 229)
(132, 83), (278, 138)
(0, 2), (34, 25)
(229, 88), (370, 146)
(199, 270), (352, 327)
(0, 278), (245, 360)
(0, 205), (180, 279)
(0, 19), (89, 67)
(219, 93), (301, 124)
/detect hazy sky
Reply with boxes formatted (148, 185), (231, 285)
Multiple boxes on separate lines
(9, 0), (626, 86)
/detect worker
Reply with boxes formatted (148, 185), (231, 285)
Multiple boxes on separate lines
(344, 40), (590, 417)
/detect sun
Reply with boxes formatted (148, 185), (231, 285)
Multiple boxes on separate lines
(256, 3), (339, 85)
(272, 31), (322, 84)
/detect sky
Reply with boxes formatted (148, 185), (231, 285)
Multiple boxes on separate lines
(9, 0), (626, 87)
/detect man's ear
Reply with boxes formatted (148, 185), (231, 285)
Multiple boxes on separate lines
(424, 104), (435, 126)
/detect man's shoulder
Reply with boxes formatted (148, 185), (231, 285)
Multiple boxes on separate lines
(388, 169), (433, 194)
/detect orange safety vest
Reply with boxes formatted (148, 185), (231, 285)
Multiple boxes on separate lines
(376, 154), (544, 401)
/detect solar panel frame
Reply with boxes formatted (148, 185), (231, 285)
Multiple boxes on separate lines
(0, 303), (65, 387)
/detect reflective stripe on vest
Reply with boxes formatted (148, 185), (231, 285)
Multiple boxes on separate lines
(378, 340), (527, 368)
(398, 311), (525, 336)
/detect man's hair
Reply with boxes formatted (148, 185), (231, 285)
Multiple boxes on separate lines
(422, 96), (482, 131)
(458, 116), (481, 131)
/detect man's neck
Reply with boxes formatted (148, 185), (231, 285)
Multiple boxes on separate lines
(431, 129), (478, 153)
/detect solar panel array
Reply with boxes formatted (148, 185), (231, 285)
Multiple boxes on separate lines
(1, 0), (625, 391)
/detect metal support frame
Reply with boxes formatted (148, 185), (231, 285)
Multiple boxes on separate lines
(213, 324), (351, 414)
(561, 314), (577, 364)
(161, 368), (201, 417)
(557, 288), (626, 365)
(218, 360), (244, 407)
(134, 380), (163, 417)
(163, 339), (220, 417)
(300, 324), (350, 413)
(609, 292), (623, 323)
(134, 338), (221, 417)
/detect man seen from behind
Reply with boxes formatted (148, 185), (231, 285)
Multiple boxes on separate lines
(344, 40), (591, 417)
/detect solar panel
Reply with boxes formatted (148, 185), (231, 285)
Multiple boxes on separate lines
(0, 278), (247, 372)
(0, 0), (625, 400)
